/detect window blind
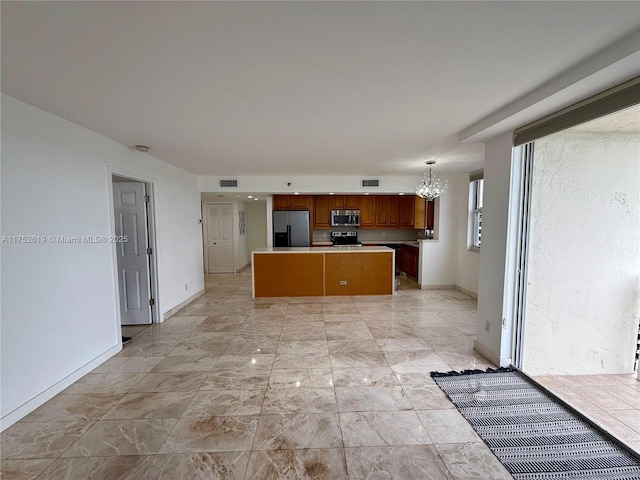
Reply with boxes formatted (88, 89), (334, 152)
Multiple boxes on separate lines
(514, 76), (640, 146)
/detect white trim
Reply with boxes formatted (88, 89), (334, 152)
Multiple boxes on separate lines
(162, 288), (206, 321)
(0, 344), (121, 431)
(473, 340), (511, 368)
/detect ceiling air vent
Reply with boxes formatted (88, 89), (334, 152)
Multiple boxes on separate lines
(361, 179), (380, 188)
(219, 179), (238, 188)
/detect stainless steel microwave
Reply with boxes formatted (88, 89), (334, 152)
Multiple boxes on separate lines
(331, 210), (360, 227)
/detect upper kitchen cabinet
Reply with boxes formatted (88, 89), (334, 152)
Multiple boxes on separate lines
(328, 195), (360, 209)
(413, 197), (435, 230)
(358, 195), (376, 228)
(375, 195), (401, 227)
(273, 194), (313, 211)
(313, 195), (332, 228)
(399, 196), (416, 228)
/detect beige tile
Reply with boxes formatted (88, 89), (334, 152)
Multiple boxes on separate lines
(417, 410), (481, 443)
(335, 386), (412, 412)
(261, 388), (337, 414)
(61, 418), (178, 457)
(435, 442), (512, 480)
(130, 372), (207, 393)
(330, 351), (389, 369)
(276, 340), (329, 355)
(201, 366), (272, 390)
(159, 415), (259, 453)
(269, 368), (334, 389)
(102, 391), (195, 420)
(391, 365), (439, 386)
(63, 372), (147, 395)
(0, 458), (54, 480)
(325, 321), (374, 341)
(273, 353), (332, 370)
(327, 339), (381, 353)
(376, 338), (431, 352)
(404, 386), (455, 410)
(140, 452), (250, 480)
(384, 350), (445, 368)
(569, 386), (636, 410)
(332, 367), (400, 388)
(21, 394), (122, 423)
(150, 355), (219, 373)
(37, 455), (153, 480)
(340, 411), (431, 447)
(91, 356), (165, 373)
(245, 448), (348, 480)
(1, 421), (92, 460)
(252, 413), (343, 450)
(182, 390), (265, 417)
(344, 445), (451, 480)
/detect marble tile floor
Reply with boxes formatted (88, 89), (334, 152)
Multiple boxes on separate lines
(2, 270), (633, 479)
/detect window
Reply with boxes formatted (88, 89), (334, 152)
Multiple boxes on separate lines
(469, 171), (484, 249)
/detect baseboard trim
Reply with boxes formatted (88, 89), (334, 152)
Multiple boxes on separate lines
(0, 344), (121, 432)
(162, 288), (206, 321)
(419, 284), (455, 290)
(236, 262), (250, 273)
(454, 285), (478, 299)
(473, 340), (511, 368)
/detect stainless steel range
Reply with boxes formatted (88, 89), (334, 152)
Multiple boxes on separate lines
(331, 231), (362, 246)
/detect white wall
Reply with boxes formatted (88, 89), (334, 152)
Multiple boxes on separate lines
(200, 174), (437, 195)
(246, 201), (268, 255)
(522, 131), (640, 375)
(234, 201), (250, 271)
(1, 95), (204, 429)
(417, 174), (462, 288)
(453, 174), (481, 295)
(475, 131), (515, 366)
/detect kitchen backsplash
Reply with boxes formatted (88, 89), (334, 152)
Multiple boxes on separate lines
(312, 228), (418, 243)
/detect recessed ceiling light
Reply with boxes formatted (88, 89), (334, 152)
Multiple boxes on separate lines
(247, 195), (253, 198)
(133, 145), (149, 152)
(254, 198), (259, 201)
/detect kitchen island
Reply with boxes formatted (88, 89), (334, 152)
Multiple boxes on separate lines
(252, 246), (395, 297)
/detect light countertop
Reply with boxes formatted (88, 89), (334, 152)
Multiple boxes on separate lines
(253, 246), (394, 254)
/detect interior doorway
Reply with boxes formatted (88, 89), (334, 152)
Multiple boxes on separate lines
(111, 174), (158, 325)
(203, 202), (234, 273)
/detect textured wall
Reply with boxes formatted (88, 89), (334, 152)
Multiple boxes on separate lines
(522, 131), (639, 375)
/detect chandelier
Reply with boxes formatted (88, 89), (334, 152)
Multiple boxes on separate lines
(413, 160), (447, 199)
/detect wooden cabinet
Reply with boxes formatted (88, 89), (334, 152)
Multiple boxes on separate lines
(279, 193), (426, 231)
(412, 197), (434, 230)
(359, 195), (376, 228)
(399, 245), (419, 281)
(399, 196), (416, 228)
(273, 195), (312, 210)
(344, 195), (360, 209)
(375, 196), (401, 227)
(331, 195), (345, 209)
(313, 195), (332, 228)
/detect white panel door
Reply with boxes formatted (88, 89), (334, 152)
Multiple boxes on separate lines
(113, 182), (152, 325)
(205, 203), (234, 273)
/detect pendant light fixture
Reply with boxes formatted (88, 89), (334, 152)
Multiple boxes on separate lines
(413, 160), (447, 199)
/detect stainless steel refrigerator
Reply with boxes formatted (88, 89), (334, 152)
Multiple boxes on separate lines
(273, 210), (310, 247)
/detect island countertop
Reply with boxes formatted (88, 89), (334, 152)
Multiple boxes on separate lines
(251, 246), (395, 297)
(253, 246), (393, 254)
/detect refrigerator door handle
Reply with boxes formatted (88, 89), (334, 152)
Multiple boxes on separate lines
(287, 225), (292, 247)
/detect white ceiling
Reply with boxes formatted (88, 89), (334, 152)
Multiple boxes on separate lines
(2, 2), (639, 177)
